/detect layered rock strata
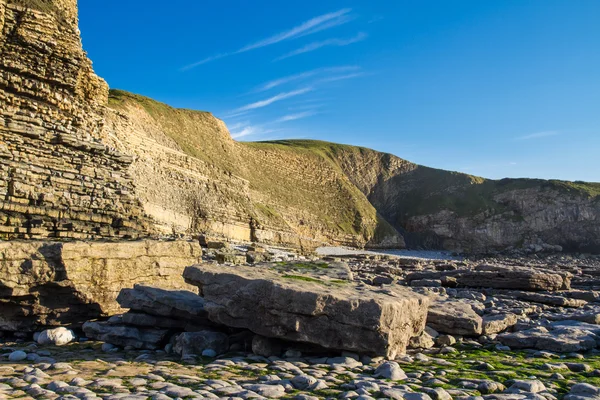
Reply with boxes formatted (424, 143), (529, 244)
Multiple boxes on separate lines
(0, 0), (150, 240)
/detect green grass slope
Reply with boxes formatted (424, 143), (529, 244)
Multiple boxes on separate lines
(107, 90), (402, 248)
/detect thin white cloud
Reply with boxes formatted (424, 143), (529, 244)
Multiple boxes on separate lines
(275, 32), (367, 61)
(230, 124), (281, 139)
(239, 9), (352, 52)
(288, 103), (326, 111)
(256, 66), (360, 92)
(220, 110), (252, 120)
(180, 54), (228, 71)
(181, 9), (353, 71)
(275, 111), (317, 123)
(516, 131), (560, 140)
(231, 126), (258, 139)
(234, 87), (313, 112)
(315, 72), (365, 83)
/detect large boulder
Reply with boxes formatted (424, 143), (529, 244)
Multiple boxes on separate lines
(0, 240), (201, 331)
(427, 300), (483, 336)
(36, 327), (76, 346)
(183, 264), (429, 358)
(116, 284), (209, 323)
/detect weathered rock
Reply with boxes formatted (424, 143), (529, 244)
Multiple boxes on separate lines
(183, 264), (429, 357)
(498, 327), (598, 353)
(565, 383), (600, 400)
(427, 300), (483, 336)
(374, 361), (407, 380)
(407, 264), (571, 292)
(483, 313), (518, 335)
(0, 240), (201, 331)
(117, 284), (209, 323)
(409, 331), (436, 349)
(174, 331), (229, 357)
(507, 379), (547, 393)
(461, 264), (571, 291)
(0, 0), (150, 242)
(121, 312), (186, 329)
(497, 291), (586, 308)
(36, 327), (75, 346)
(82, 321), (170, 350)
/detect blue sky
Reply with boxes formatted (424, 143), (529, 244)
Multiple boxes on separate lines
(79, 1), (600, 182)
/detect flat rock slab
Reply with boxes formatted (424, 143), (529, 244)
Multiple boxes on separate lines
(407, 264), (570, 292)
(493, 291), (587, 308)
(427, 300), (483, 336)
(482, 313), (518, 335)
(498, 327), (598, 353)
(183, 264), (429, 358)
(117, 284), (211, 324)
(82, 321), (170, 350)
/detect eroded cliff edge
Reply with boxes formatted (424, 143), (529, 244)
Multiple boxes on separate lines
(1, 0), (599, 253)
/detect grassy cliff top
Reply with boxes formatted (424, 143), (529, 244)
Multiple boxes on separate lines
(9, 0), (68, 23)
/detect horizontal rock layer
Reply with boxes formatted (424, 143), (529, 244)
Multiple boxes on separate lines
(0, 0), (151, 240)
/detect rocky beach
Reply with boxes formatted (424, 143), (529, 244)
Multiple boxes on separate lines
(2, 242), (600, 399)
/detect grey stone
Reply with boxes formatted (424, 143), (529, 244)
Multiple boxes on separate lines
(8, 351), (27, 362)
(174, 331), (229, 357)
(37, 328), (76, 346)
(117, 284), (210, 323)
(374, 361), (407, 380)
(483, 313), (518, 335)
(428, 300), (483, 336)
(498, 327), (597, 353)
(183, 264), (429, 358)
(82, 321), (170, 350)
(252, 335), (282, 357)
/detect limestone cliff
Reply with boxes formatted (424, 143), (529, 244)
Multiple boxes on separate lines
(304, 141), (600, 253)
(104, 91), (401, 249)
(2, 0), (599, 253)
(0, 0), (150, 239)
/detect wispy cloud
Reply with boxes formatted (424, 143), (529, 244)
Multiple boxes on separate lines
(221, 110), (252, 120)
(255, 66), (359, 92)
(275, 111), (317, 123)
(516, 131), (560, 141)
(315, 72), (365, 84)
(234, 87), (313, 112)
(288, 103), (326, 111)
(239, 9), (353, 52)
(274, 32), (367, 61)
(229, 124), (280, 140)
(181, 9), (353, 71)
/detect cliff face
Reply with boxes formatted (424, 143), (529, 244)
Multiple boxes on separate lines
(2, 0), (599, 253)
(103, 91), (402, 249)
(317, 144), (600, 253)
(0, 0), (150, 239)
